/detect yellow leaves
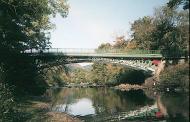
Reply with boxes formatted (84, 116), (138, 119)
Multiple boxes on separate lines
(31, 21), (38, 28)
(29, 16), (53, 31)
(38, 16), (51, 29)
(126, 41), (138, 50)
(25, 27), (35, 36)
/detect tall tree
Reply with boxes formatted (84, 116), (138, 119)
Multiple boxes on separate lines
(130, 6), (189, 58)
(152, 6), (189, 57)
(131, 16), (155, 50)
(0, 0), (69, 52)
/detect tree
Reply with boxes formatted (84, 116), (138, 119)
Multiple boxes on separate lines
(71, 69), (88, 83)
(167, 0), (189, 10)
(125, 41), (138, 50)
(0, 1), (66, 120)
(130, 16), (155, 50)
(98, 43), (112, 50)
(152, 6), (189, 57)
(113, 36), (127, 49)
(91, 62), (108, 83)
(130, 6), (189, 58)
(0, 0), (69, 52)
(158, 63), (189, 90)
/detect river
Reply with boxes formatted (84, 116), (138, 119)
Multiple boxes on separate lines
(42, 87), (189, 122)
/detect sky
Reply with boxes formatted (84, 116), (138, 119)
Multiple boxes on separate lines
(50, 0), (168, 48)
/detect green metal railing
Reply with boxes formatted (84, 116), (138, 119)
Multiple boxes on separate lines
(95, 49), (161, 54)
(25, 48), (161, 54)
(24, 48), (163, 58)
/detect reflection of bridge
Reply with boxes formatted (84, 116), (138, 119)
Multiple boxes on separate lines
(79, 103), (166, 122)
(103, 103), (159, 121)
(24, 48), (162, 73)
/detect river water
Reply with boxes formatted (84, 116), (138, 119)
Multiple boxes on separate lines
(45, 87), (189, 122)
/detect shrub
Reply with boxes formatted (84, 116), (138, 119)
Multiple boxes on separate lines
(158, 63), (189, 91)
(0, 83), (17, 121)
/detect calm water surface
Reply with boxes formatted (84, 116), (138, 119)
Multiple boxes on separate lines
(46, 87), (189, 122)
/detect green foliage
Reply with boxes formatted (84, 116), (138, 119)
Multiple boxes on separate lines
(0, 0), (69, 52)
(131, 16), (155, 50)
(43, 65), (68, 86)
(0, 54), (48, 95)
(98, 43), (112, 50)
(158, 63), (189, 91)
(70, 68), (89, 83)
(0, 82), (24, 122)
(0, 83), (16, 121)
(45, 62), (146, 85)
(130, 6), (189, 58)
(91, 62), (109, 83)
(167, 0), (189, 9)
(0, 0), (69, 120)
(96, 5), (189, 59)
(152, 6), (189, 57)
(57, 62), (146, 85)
(0, 0), (69, 93)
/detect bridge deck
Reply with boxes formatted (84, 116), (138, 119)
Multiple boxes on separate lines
(25, 48), (163, 59)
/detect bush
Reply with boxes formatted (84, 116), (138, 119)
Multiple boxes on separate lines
(158, 63), (189, 91)
(0, 83), (17, 121)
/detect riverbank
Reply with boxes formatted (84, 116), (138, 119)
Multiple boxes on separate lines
(157, 63), (189, 92)
(19, 96), (82, 122)
(19, 87), (189, 122)
(115, 84), (144, 91)
(115, 62), (189, 93)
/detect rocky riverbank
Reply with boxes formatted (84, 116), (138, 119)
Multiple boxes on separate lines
(115, 84), (145, 91)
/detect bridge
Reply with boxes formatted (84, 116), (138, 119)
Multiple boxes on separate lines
(24, 48), (163, 74)
(24, 48), (162, 59)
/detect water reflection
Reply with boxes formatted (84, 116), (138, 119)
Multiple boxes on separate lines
(53, 98), (95, 116)
(45, 88), (189, 121)
(49, 88), (154, 116)
(145, 90), (189, 122)
(160, 93), (189, 122)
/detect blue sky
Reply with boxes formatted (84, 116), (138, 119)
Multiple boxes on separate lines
(50, 0), (168, 48)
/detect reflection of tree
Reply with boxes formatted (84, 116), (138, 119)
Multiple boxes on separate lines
(89, 88), (155, 122)
(50, 88), (78, 107)
(64, 102), (69, 113)
(116, 90), (154, 106)
(49, 88), (154, 117)
(156, 95), (168, 116)
(161, 93), (189, 122)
